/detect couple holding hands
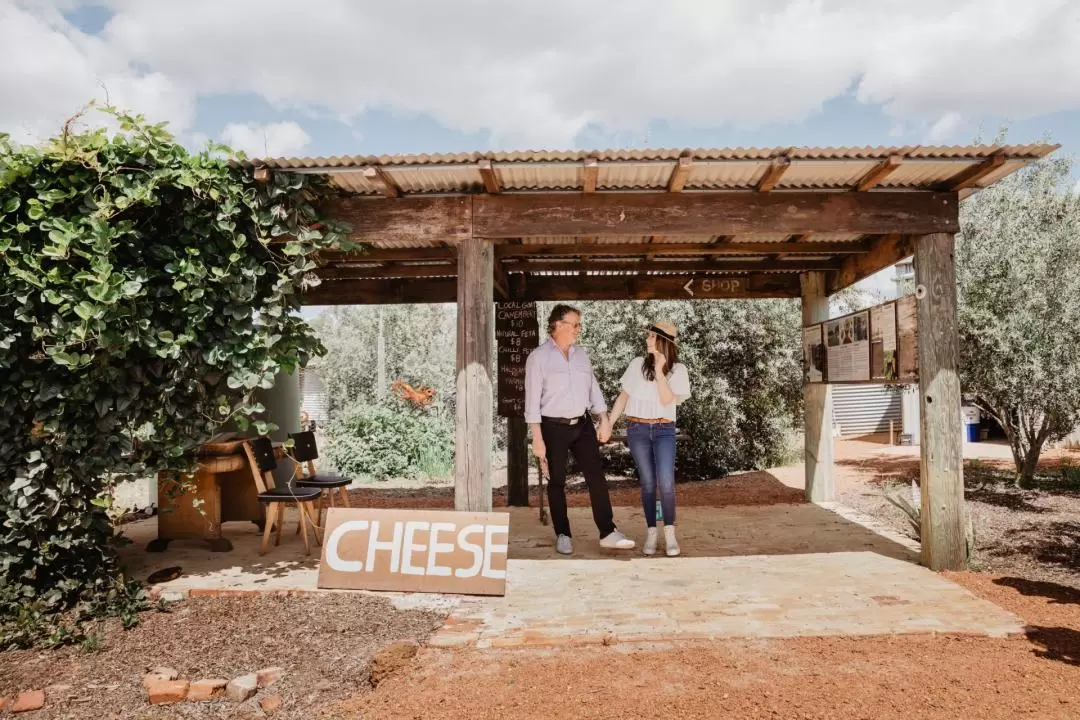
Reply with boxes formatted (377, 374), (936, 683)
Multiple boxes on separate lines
(524, 304), (691, 557)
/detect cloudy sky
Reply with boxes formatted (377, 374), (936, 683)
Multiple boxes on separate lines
(3, 0), (1079, 165)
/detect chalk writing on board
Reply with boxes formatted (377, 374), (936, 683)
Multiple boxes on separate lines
(495, 302), (539, 417)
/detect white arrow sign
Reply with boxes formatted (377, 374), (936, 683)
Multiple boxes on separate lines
(683, 279), (695, 297)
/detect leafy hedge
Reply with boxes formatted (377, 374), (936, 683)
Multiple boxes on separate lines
(577, 298), (803, 479)
(0, 107), (349, 648)
(324, 400), (455, 481)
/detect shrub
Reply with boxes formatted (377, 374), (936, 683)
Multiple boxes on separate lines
(324, 400), (455, 481)
(0, 106), (348, 647)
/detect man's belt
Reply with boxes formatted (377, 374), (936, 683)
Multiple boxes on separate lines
(541, 414), (587, 426)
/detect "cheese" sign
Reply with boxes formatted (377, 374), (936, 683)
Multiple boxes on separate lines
(317, 508), (510, 596)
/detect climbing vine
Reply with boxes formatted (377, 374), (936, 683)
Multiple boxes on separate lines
(0, 106), (350, 648)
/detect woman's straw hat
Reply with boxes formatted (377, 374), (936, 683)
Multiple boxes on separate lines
(646, 320), (678, 344)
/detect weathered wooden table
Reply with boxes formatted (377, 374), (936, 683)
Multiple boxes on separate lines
(147, 441), (284, 553)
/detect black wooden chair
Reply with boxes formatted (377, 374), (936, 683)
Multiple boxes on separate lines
(243, 437), (322, 556)
(288, 431), (352, 527)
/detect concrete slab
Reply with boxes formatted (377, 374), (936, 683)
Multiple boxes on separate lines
(119, 503), (917, 598)
(430, 553), (1024, 649)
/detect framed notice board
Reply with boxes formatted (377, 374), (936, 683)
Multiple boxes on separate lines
(803, 293), (918, 385)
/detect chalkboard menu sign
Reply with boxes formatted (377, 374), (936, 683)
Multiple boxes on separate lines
(496, 301), (540, 417)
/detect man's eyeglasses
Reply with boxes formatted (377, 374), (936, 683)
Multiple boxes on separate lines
(558, 320), (582, 329)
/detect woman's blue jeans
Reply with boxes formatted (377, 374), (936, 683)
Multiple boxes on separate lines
(626, 421), (677, 527)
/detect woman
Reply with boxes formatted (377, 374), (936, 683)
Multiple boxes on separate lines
(608, 320), (691, 556)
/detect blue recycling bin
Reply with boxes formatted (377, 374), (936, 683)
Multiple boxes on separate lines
(961, 405), (981, 442)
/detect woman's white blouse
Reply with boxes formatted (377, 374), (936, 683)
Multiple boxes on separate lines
(619, 357), (691, 421)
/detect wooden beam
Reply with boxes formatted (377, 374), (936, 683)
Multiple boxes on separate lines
(914, 232), (966, 571)
(478, 159), (500, 194)
(583, 157), (599, 193)
(363, 166), (402, 198)
(321, 196), (472, 245)
(941, 154), (1006, 191)
(471, 192), (959, 238)
(493, 259), (510, 300)
(801, 272), (834, 503)
(455, 237), (494, 511)
(320, 246), (456, 263)
(667, 156), (692, 192)
(756, 156), (790, 192)
(301, 271), (804, 304)
(315, 264), (457, 280)
(495, 241), (868, 259)
(855, 155), (903, 191)
(518, 273), (801, 300)
(303, 277), (457, 305)
(502, 259), (839, 274)
(830, 233), (915, 293)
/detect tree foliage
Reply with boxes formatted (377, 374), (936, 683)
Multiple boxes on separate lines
(0, 107), (349, 647)
(574, 299), (803, 478)
(308, 304), (456, 419)
(956, 153), (1080, 487)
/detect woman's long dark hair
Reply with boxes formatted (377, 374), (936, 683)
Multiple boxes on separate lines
(642, 333), (678, 382)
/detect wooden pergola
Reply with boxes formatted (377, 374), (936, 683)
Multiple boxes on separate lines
(259, 143), (1056, 571)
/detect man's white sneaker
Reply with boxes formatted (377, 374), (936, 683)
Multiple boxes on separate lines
(599, 529), (635, 550)
(664, 525), (680, 557)
(556, 534), (573, 555)
(643, 527), (658, 556)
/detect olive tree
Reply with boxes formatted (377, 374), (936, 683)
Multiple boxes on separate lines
(956, 153), (1080, 487)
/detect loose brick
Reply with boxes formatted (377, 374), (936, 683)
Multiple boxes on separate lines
(187, 678), (227, 702)
(146, 679), (189, 705)
(12, 690), (46, 713)
(226, 674), (258, 703)
(255, 666), (284, 687)
(259, 694), (284, 714)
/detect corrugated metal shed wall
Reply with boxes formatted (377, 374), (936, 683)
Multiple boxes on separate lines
(832, 384), (902, 436)
(299, 368), (329, 427)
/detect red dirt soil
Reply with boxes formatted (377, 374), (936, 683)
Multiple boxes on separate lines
(334, 572), (1080, 720)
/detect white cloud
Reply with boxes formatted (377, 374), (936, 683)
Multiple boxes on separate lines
(0, 1), (194, 143)
(4, 0), (1080, 148)
(927, 112), (965, 142)
(220, 121), (312, 158)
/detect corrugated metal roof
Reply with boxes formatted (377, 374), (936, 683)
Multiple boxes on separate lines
(257, 143), (1054, 168)
(265, 143), (1056, 198)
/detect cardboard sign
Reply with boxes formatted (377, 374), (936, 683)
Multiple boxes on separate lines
(317, 508), (510, 596)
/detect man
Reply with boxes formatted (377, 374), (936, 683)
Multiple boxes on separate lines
(524, 304), (635, 555)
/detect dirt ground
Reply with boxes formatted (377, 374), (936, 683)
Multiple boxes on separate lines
(0, 594), (445, 719)
(335, 571), (1080, 720)
(7, 440), (1080, 718)
(838, 450), (1080, 590)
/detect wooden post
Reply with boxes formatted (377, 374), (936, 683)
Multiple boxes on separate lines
(455, 237), (494, 511)
(914, 232), (966, 570)
(801, 272), (834, 503)
(506, 416), (530, 506)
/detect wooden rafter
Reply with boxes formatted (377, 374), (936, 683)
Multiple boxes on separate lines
(501, 259), (839, 274)
(667, 156), (692, 193)
(855, 155), (903, 191)
(363, 166), (402, 198)
(320, 246), (455, 263)
(942, 154), (1007, 191)
(493, 240), (868, 259)
(478, 159), (500, 194)
(756, 156), (790, 192)
(583, 157), (599, 193)
(829, 233), (915, 293)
